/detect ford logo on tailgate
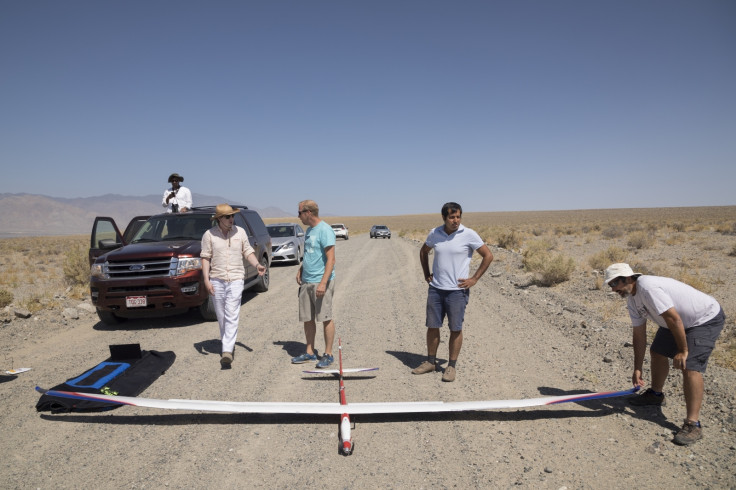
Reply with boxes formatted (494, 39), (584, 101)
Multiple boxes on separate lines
(129, 264), (145, 271)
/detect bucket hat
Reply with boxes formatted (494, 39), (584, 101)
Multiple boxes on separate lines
(604, 263), (642, 284)
(168, 173), (184, 183)
(213, 204), (238, 220)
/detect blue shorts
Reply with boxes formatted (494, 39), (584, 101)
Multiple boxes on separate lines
(425, 286), (470, 331)
(650, 308), (725, 373)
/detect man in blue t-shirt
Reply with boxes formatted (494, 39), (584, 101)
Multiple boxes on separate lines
(412, 202), (494, 382)
(291, 200), (337, 368)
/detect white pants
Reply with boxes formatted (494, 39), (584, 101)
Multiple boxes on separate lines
(211, 278), (244, 354)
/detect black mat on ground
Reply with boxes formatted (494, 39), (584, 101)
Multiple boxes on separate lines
(36, 344), (175, 413)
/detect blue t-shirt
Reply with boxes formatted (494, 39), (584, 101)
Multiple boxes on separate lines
(302, 220), (336, 283)
(425, 224), (484, 290)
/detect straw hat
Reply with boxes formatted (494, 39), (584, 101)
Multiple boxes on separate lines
(604, 263), (642, 284)
(212, 204), (238, 220)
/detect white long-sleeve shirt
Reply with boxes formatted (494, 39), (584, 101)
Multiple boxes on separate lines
(162, 186), (193, 213)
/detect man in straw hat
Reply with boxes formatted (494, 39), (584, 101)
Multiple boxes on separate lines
(291, 199), (337, 368)
(162, 173), (192, 213)
(201, 204), (266, 368)
(605, 262), (725, 445)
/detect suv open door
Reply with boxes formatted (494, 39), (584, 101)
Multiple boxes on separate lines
(89, 216), (150, 265)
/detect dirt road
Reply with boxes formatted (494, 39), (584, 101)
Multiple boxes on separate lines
(2, 234), (734, 488)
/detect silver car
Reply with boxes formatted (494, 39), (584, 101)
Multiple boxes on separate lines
(267, 223), (305, 264)
(370, 225), (391, 239)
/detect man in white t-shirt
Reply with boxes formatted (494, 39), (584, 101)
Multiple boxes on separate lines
(162, 173), (193, 213)
(605, 263), (725, 445)
(411, 202), (493, 382)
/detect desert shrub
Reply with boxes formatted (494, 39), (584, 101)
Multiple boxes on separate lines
(63, 243), (90, 286)
(587, 246), (628, 271)
(0, 289), (13, 308)
(627, 231), (655, 250)
(522, 240), (575, 286)
(629, 261), (655, 276)
(20, 294), (46, 314)
(554, 226), (575, 236)
(716, 222), (736, 235)
(730, 244), (736, 257)
(497, 230), (523, 250)
(670, 222), (686, 232)
(601, 225), (624, 239)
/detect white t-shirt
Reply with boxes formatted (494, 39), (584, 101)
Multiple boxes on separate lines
(627, 275), (720, 329)
(425, 224), (484, 290)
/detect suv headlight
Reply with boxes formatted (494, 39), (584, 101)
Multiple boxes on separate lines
(176, 257), (202, 276)
(90, 263), (108, 279)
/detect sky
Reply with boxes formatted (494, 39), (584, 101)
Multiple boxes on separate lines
(1, 1), (735, 217)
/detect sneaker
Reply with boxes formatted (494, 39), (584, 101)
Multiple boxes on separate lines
(673, 420), (703, 445)
(291, 352), (318, 364)
(442, 366), (456, 382)
(629, 388), (666, 406)
(316, 354), (334, 368)
(411, 361), (438, 375)
(220, 352), (233, 367)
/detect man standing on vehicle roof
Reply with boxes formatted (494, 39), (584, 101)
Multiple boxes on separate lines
(201, 204), (266, 368)
(162, 173), (193, 213)
(605, 263), (725, 445)
(291, 199), (337, 369)
(412, 202), (493, 382)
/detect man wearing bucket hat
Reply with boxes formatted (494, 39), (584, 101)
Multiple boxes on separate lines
(201, 204), (266, 368)
(605, 262), (725, 445)
(162, 173), (193, 213)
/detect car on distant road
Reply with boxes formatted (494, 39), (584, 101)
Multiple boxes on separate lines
(267, 223), (305, 264)
(331, 223), (349, 240)
(88, 206), (272, 325)
(370, 225), (391, 239)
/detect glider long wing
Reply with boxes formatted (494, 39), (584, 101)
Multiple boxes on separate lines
(35, 386), (637, 415)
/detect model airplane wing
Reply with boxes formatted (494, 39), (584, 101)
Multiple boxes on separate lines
(35, 386), (637, 415)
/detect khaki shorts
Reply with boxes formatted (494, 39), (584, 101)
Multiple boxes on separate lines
(298, 281), (335, 323)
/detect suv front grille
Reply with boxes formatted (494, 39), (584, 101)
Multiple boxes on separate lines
(105, 257), (176, 279)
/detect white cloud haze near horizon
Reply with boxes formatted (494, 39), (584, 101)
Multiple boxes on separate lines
(1, 1), (735, 217)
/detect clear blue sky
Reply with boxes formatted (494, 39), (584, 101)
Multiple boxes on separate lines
(1, 1), (734, 216)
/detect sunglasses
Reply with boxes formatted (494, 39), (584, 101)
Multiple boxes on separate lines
(220, 215), (234, 220)
(608, 277), (625, 288)
(298, 209), (308, 215)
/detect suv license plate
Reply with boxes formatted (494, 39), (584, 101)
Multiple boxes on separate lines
(126, 296), (147, 308)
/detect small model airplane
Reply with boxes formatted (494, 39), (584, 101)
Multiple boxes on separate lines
(36, 340), (638, 456)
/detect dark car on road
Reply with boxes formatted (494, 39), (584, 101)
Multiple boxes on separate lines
(267, 223), (305, 264)
(89, 206), (271, 325)
(370, 225), (391, 239)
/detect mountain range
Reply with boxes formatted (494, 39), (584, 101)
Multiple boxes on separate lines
(0, 193), (292, 237)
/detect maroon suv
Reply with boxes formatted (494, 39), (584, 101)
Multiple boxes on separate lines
(89, 206), (271, 325)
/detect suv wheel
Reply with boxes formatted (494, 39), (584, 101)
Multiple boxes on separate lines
(252, 256), (270, 292)
(199, 294), (217, 321)
(96, 308), (125, 325)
